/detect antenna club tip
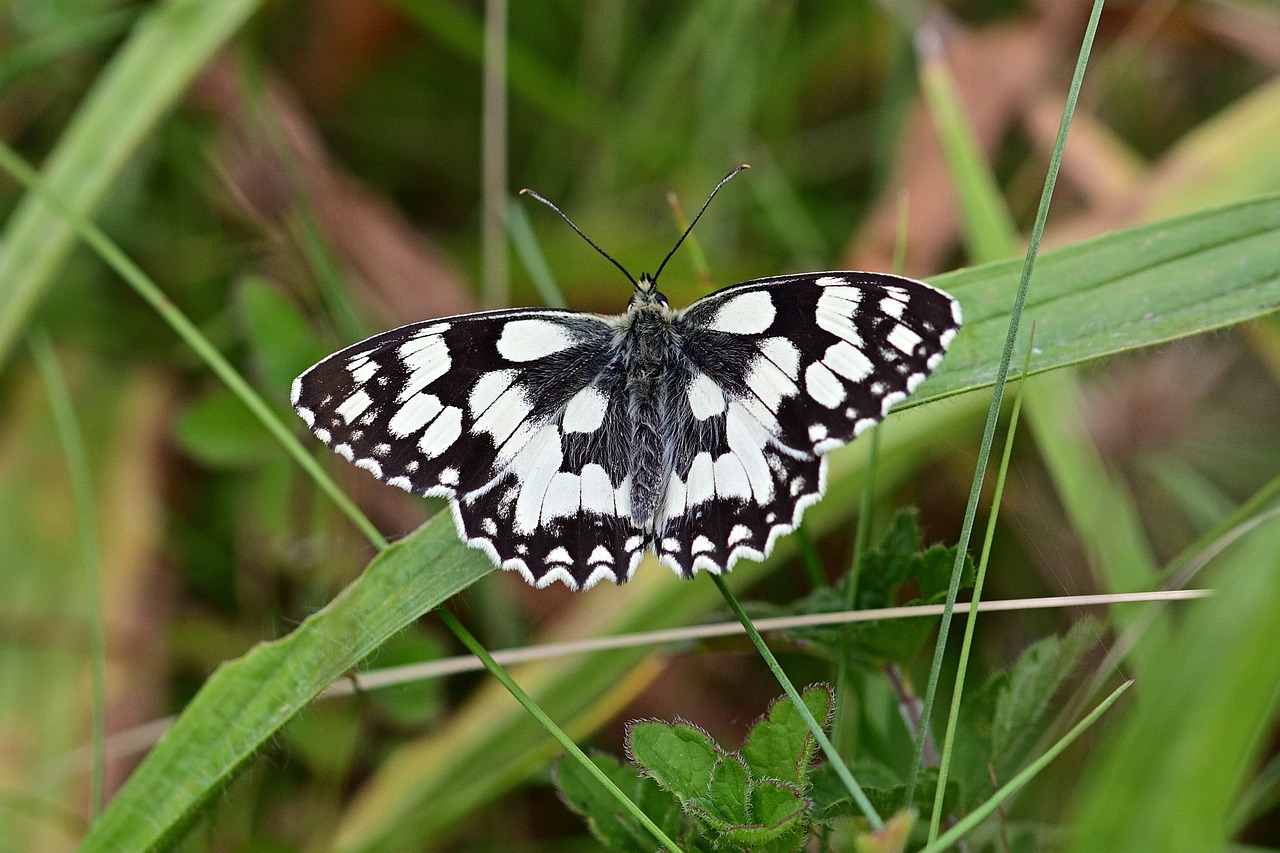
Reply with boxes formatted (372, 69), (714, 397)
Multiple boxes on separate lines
(517, 188), (531, 196)
(739, 163), (752, 170)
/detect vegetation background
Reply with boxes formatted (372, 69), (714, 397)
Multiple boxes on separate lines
(1, 0), (1279, 850)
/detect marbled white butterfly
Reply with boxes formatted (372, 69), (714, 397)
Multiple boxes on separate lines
(292, 168), (962, 590)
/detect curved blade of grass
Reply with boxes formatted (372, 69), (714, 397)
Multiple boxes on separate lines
(81, 512), (493, 850)
(918, 190), (1280, 402)
(0, 0), (260, 366)
(917, 26), (1021, 264)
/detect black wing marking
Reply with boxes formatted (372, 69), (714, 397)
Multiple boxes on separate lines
(291, 308), (645, 589)
(653, 272), (961, 575)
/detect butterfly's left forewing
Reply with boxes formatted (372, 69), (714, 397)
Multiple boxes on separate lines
(654, 272), (961, 576)
(292, 308), (646, 589)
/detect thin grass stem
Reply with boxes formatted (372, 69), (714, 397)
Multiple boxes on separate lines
(29, 331), (107, 819)
(904, 0), (1106, 805)
(919, 680), (1132, 853)
(711, 574), (883, 830)
(928, 327), (1036, 842)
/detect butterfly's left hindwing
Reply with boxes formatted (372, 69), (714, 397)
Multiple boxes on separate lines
(291, 308), (649, 589)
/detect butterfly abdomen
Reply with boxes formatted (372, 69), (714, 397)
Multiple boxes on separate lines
(623, 308), (680, 524)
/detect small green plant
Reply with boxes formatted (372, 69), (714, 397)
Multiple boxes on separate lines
(558, 685), (836, 853)
(553, 510), (1101, 851)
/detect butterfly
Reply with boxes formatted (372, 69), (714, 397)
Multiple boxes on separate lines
(291, 167), (961, 590)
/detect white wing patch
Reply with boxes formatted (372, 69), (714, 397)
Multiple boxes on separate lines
(687, 370), (726, 420)
(707, 290), (775, 334)
(562, 384), (609, 433)
(496, 318), (579, 361)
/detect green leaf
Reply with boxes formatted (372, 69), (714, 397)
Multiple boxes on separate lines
(174, 389), (276, 468)
(991, 618), (1099, 778)
(555, 752), (687, 853)
(627, 720), (723, 803)
(236, 276), (327, 396)
(688, 754), (752, 829)
(946, 620), (1100, 807)
(783, 512), (974, 668)
(741, 684), (834, 787)
(78, 511), (494, 851)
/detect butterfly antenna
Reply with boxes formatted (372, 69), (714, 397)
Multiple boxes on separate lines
(651, 164), (750, 285)
(519, 188), (639, 288)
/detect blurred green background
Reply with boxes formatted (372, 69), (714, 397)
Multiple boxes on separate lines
(2, 0), (1280, 850)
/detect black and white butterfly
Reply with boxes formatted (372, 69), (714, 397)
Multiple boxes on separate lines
(292, 168), (961, 590)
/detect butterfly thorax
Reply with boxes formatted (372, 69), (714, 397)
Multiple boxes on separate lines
(620, 286), (680, 526)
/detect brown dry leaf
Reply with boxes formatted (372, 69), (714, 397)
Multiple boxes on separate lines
(846, 15), (1056, 275)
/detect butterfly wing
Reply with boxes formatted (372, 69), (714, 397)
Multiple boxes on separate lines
(653, 272), (961, 575)
(292, 308), (645, 589)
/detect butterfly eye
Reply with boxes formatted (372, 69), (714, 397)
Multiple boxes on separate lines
(656, 293), (670, 308)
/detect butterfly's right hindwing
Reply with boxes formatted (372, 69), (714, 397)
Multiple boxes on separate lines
(292, 309), (645, 589)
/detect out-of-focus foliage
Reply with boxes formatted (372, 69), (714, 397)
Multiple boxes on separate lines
(2, 2), (1279, 850)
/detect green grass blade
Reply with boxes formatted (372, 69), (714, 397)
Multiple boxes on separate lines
(79, 512), (493, 850)
(918, 191), (1280, 401)
(29, 333), (107, 819)
(1069, 512), (1280, 851)
(929, 332), (1035, 841)
(0, 0), (260, 365)
(917, 28), (1021, 262)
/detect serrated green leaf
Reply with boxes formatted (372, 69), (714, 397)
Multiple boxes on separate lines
(783, 513), (974, 668)
(741, 684), (833, 787)
(628, 721), (723, 803)
(692, 754), (752, 827)
(750, 778), (809, 828)
(174, 389), (275, 467)
(237, 275), (327, 395)
(992, 618), (1100, 779)
(555, 752), (686, 853)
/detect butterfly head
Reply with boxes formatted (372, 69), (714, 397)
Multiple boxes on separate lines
(629, 274), (670, 310)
